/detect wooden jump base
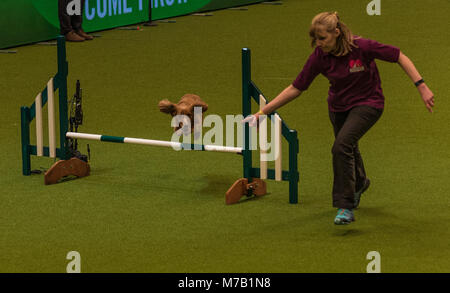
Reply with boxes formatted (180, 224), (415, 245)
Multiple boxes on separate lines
(20, 36), (299, 205)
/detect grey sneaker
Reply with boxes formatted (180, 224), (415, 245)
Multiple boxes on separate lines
(354, 179), (371, 209)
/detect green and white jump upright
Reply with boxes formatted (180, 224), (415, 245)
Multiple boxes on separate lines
(20, 38), (299, 204)
(20, 36), (70, 175)
(241, 48), (299, 204)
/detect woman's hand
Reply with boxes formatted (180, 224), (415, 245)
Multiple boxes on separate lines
(241, 85), (302, 127)
(418, 83), (435, 113)
(242, 113), (261, 127)
(397, 52), (435, 113)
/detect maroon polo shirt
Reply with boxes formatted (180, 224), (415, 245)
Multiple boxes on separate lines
(292, 37), (400, 112)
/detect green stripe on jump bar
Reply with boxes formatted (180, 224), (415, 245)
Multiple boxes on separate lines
(100, 135), (125, 143)
(181, 143), (205, 151)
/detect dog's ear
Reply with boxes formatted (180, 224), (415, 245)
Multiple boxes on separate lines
(191, 100), (208, 113)
(159, 99), (177, 115)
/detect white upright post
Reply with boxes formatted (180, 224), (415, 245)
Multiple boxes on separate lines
(275, 114), (282, 181)
(35, 93), (44, 156)
(259, 94), (267, 180)
(47, 78), (56, 158)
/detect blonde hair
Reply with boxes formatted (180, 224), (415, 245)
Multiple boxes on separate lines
(309, 12), (358, 56)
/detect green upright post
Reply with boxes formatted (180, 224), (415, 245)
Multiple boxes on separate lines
(242, 48), (253, 188)
(56, 36), (69, 159)
(21, 107), (31, 175)
(288, 130), (299, 204)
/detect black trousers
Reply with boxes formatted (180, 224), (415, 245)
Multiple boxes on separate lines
(329, 106), (383, 209)
(58, 0), (86, 35)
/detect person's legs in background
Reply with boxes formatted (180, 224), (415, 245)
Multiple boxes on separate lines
(58, 0), (92, 42)
(72, 0), (94, 40)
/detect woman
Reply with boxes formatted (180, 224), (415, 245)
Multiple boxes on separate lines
(243, 12), (435, 225)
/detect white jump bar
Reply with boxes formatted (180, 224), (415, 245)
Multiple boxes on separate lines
(66, 132), (243, 154)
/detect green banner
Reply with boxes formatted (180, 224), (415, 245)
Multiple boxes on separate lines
(151, 0), (268, 19)
(0, 0), (270, 49)
(0, 0), (149, 49)
(0, 0), (58, 49)
(151, 0), (211, 20)
(198, 0), (268, 12)
(31, 0), (149, 34)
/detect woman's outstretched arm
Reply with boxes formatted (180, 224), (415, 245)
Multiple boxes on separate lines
(243, 85), (302, 126)
(397, 51), (435, 113)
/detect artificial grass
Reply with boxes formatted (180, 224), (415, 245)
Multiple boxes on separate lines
(1, 0), (449, 272)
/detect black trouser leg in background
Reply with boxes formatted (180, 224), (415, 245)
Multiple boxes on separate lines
(58, 0), (85, 35)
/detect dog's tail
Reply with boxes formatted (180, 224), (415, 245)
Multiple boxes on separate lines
(159, 99), (175, 114)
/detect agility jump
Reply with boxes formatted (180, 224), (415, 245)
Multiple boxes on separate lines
(65, 132), (244, 153)
(20, 36), (299, 204)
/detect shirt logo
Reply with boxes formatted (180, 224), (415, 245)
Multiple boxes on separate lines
(349, 59), (365, 73)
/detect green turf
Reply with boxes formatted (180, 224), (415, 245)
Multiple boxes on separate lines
(1, 0), (449, 273)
